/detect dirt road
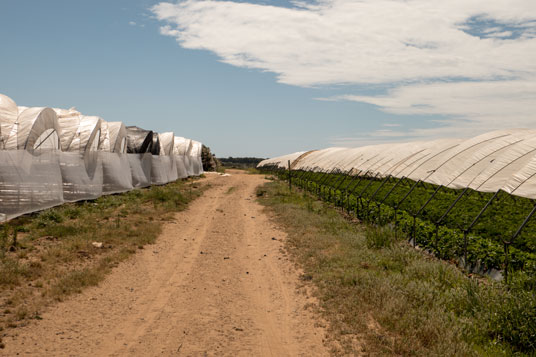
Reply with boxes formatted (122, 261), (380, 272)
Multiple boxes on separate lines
(3, 171), (328, 356)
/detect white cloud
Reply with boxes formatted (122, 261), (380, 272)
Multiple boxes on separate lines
(151, 0), (536, 140)
(129, 21), (137, 26)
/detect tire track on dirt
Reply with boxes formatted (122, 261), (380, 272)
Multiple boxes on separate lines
(3, 171), (327, 356)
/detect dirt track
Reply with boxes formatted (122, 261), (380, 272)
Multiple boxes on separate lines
(3, 171), (328, 356)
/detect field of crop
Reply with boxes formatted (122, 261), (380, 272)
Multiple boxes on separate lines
(267, 168), (536, 285)
(258, 179), (536, 354)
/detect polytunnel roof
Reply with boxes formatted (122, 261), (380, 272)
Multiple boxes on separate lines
(108, 122), (127, 153)
(151, 133), (161, 155)
(4, 107), (62, 151)
(0, 94), (19, 147)
(57, 115), (102, 152)
(258, 151), (307, 169)
(126, 126), (153, 154)
(173, 137), (193, 155)
(190, 140), (203, 158)
(158, 132), (174, 156)
(173, 136), (186, 155)
(259, 128), (536, 200)
(99, 121), (111, 151)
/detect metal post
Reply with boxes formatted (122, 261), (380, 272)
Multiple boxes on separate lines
(411, 185), (443, 246)
(396, 180), (421, 210)
(355, 173), (380, 217)
(503, 201), (536, 283)
(379, 176), (405, 205)
(330, 170), (352, 205)
(461, 190), (500, 268)
(504, 242), (509, 284)
(436, 187), (470, 226)
(434, 187), (470, 250)
(369, 175), (391, 201)
(288, 160), (292, 190)
(412, 215), (416, 247)
(318, 168), (337, 197)
(365, 175), (391, 219)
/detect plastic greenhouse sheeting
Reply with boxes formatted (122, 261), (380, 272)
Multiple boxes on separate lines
(0, 94), (20, 148)
(182, 138), (194, 176)
(190, 140), (204, 176)
(4, 107), (62, 152)
(158, 132), (174, 156)
(0, 150), (63, 222)
(151, 132), (161, 156)
(258, 128), (536, 200)
(126, 126), (154, 153)
(108, 122), (127, 153)
(0, 94), (206, 222)
(173, 136), (189, 179)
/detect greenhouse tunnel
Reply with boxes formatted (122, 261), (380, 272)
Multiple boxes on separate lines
(173, 136), (189, 179)
(259, 129), (536, 281)
(56, 113), (103, 201)
(0, 93), (206, 221)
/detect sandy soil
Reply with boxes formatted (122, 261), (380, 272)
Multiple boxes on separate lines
(3, 171), (328, 356)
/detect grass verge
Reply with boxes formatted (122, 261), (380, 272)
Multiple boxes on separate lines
(0, 178), (205, 348)
(257, 181), (535, 356)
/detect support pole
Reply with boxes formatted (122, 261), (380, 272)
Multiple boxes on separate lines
(396, 179), (421, 210)
(411, 185), (443, 246)
(434, 187), (470, 252)
(504, 200), (536, 283)
(462, 190), (500, 268)
(288, 160), (292, 190)
(379, 176), (405, 205)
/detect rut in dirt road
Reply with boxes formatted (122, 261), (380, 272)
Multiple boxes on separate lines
(3, 171), (328, 356)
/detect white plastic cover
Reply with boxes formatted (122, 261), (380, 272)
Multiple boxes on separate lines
(57, 115), (102, 153)
(158, 132), (174, 156)
(108, 122), (127, 153)
(189, 140), (204, 176)
(258, 129), (536, 199)
(173, 136), (189, 179)
(0, 94), (19, 148)
(4, 107), (62, 152)
(0, 94), (208, 221)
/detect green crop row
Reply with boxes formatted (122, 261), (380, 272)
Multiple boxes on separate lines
(268, 167), (536, 277)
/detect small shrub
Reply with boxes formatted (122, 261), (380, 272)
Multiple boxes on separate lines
(35, 210), (63, 228)
(365, 226), (396, 249)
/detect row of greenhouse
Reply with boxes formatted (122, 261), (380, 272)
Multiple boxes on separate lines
(0, 93), (205, 221)
(258, 129), (536, 200)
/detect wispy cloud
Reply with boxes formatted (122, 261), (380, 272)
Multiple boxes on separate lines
(151, 0), (536, 141)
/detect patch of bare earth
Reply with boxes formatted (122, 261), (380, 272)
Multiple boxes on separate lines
(2, 171), (328, 356)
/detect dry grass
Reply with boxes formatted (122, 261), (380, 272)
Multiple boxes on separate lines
(258, 181), (534, 356)
(0, 178), (205, 348)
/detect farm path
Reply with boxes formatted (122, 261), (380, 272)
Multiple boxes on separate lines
(3, 170), (328, 356)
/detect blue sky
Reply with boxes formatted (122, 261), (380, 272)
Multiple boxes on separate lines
(1, 1), (535, 158)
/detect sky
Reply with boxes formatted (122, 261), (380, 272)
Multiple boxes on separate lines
(1, 0), (535, 158)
